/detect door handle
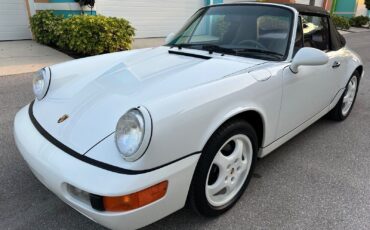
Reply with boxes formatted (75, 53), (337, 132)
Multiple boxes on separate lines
(332, 61), (341, 68)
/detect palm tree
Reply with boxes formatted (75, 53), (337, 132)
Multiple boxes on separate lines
(365, 0), (370, 10)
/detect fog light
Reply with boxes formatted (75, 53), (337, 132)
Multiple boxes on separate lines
(103, 181), (168, 212)
(67, 184), (91, 205)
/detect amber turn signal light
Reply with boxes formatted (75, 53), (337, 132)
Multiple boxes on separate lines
(103, 181), (168, 212)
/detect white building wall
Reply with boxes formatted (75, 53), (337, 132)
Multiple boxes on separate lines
(96, 0), (204, 38)
(0, 0), (32, 40)
(224, 0), (324, 7)
(295, 0), (323, 6)
(355, 0), (368, 16)
(223, 0), (250, 3)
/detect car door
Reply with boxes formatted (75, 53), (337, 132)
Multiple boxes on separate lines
(277, 15), (339, 137)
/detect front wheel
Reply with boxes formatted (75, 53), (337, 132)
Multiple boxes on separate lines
(188, 120), (258, 216)
(329, 71), (360, 121)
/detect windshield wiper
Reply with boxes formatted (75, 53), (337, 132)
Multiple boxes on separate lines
(171, 43), (235, 55)
(201, 44), (236, 55)
(170, 44), (284, 60)
(200, 46), (284, 60)
(234, 48), (284, 59)
(170, 43), (199, 49)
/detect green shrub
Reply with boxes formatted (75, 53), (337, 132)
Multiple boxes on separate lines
(331, 15), (350, 30)
(30, 11), (63, 45)
(365, 0), (370, 10)
(30, 12), (135, 56)
(57, 15), (135, 55)
(349, 16), (369, 27)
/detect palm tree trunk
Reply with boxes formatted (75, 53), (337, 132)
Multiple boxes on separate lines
(309, 0), (315, 6)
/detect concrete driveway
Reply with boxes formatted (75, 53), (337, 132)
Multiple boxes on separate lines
(0, 40), (72, 76)
(0, 32), (370, 230)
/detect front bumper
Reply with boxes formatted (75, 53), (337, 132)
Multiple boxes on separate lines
(14, 105), (199, 230)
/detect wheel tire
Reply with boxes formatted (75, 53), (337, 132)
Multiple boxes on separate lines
(188, 119), (258, 217)
(328, 70), (360, 121)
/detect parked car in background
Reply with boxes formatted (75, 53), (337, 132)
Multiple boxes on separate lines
(14, 3), (363, 230)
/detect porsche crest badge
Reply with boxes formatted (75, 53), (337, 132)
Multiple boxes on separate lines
(57, 114), (69, 123)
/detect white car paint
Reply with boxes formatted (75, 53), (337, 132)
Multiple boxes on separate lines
(14, 3), (363, 230)
(14, 106), (199, 230)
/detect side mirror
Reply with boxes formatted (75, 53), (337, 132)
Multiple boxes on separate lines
(290, 47), (329, 73)
(165, 32), (175, 44)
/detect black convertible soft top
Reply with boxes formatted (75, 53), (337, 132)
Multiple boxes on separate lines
(214, 2), (346, 50)
(285, 3), (346, 50)
(284, 3), (329, 16)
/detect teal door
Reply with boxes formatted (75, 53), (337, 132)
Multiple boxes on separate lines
(334, 0), (357, 18)
(206, 0), (223, 5)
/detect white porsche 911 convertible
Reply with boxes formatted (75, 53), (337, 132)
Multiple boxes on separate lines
(14, 3), (363, 230)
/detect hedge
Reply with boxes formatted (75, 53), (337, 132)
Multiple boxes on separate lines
(349, 16), (369, 28)
(30, 11), (135, 56)
(30, 11), (63, 45)
(365, 0), (370, 10)
(331, 15), (350, 30)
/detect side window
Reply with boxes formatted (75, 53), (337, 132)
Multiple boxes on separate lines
(294, 16), (304, 56)
(302, 15), (330, 51)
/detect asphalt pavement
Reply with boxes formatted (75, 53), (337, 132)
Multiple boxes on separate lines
(1, 31), (370, 230)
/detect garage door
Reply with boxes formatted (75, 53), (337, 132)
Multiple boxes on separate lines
(0, 0), (32, 40)
(96, 0), (205, 38)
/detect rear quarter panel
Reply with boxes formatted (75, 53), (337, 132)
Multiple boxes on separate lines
(339, 47), (364, 87)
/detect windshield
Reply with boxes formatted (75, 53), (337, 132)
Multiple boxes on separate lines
(167, 4), (294, 61)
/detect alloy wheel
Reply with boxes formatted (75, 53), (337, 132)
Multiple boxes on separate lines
(342, 75), (358, 116)
(205, 134), (253, 207)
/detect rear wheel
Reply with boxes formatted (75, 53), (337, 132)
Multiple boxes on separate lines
(329, 71), (360, 121)
(188, 120), (258, 216)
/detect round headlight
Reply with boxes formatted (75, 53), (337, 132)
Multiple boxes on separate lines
(33, 68), (51, 100)
(115, 107), (152, 161)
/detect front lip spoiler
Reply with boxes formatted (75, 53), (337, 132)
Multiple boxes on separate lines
(28, 100), (201, 175)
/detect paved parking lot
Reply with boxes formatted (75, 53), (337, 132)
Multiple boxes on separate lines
(1, 32), (370, 230)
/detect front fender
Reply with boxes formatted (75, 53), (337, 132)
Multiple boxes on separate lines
(85, 68), (283, 171)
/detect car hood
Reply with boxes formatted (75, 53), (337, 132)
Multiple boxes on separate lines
(32, 46), (266, 154)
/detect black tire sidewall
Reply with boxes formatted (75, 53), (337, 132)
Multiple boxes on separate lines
(329, 70), (360, 121)
(189, 120), (258, 216)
